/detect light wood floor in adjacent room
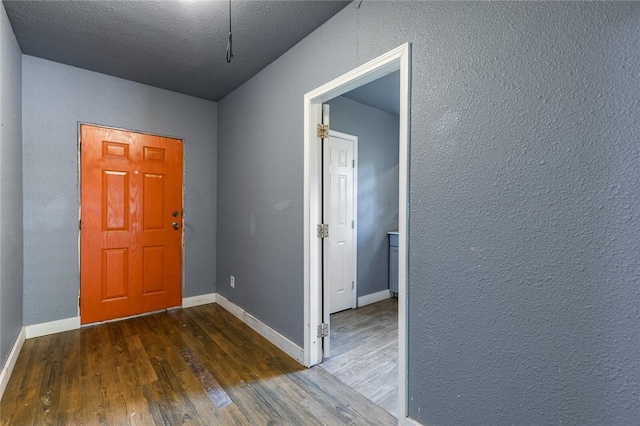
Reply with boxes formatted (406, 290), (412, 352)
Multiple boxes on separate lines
(0, 304), (395, 425)
(319, 298), (398, 418)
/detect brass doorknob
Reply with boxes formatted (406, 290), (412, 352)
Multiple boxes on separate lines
(172, 222), (179, 230)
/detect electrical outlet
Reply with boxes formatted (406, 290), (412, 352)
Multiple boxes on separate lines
(230, 275), (235, 288)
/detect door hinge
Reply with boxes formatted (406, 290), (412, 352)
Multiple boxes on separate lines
(317, 323), (329, 338)
(352, 281), (354, 290)
(79, 219), (81, 230)
(317, 124), (329, 139)
(351, 220), (354, 229)
(317, 223), (329, 238)
(352, 159), (355, 168)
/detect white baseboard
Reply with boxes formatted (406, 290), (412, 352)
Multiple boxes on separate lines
(215, 293), (244, 318)
(404, 417), (424, 426)
(358, 289), (392, 307)
(215, 294), (304, 365)
(25, 316), (80, 339)
(182, 293), (217, 308)
(24, 293), (217, 339)
(0, 327), (25, 401)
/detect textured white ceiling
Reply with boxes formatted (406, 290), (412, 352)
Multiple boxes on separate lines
(3, 0), (350, 101)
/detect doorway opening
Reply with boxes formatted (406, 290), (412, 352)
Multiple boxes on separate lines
(303, 43), (411, 420)
(321, 77), (400, 415)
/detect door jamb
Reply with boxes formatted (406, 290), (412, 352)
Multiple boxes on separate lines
(303, 43), (411, 420)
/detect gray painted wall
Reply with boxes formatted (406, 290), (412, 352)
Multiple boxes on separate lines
(22, 56), (217, 325)
(326, 96), (398, 299)
(218, 2), (640, 424)
(217, 8), (357, 345)
(0, 3), (23, 368)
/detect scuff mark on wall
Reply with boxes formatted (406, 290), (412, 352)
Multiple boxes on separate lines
(274, 200), (291, 210)
(24, 195), (70, 231)
(249, 212), (256, 235)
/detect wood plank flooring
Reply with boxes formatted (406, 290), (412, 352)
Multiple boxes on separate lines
(0, 304), (395, 425)
(319, 298), (398, 418)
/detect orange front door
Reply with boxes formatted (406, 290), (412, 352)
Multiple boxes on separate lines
(80, 125), (183, 324)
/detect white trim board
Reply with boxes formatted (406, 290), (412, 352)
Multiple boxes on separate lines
(358, 289), (392, 307)
(182, 293), (216, 308)
(25, 316), (80, 339)
(23, 292), (216, 339)
(0, 327), (25, 401)
(215, 294), (304, 365)
(24, 293), (216, 338)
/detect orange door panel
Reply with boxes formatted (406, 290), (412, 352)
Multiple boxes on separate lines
(80, 125), (182, 324)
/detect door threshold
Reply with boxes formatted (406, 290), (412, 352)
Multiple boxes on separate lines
(81, 306), (182, 327)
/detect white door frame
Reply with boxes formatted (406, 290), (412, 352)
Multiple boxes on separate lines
(303, 43), (411, 420)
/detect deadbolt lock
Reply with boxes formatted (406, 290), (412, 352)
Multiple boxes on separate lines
(172, 211), (179, 217)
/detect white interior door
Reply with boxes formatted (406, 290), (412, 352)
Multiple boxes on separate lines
(323, 130), (355, 319)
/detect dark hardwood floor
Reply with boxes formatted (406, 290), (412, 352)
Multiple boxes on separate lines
(319, 298), (398, 417)
(0, 304), (395, 425)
